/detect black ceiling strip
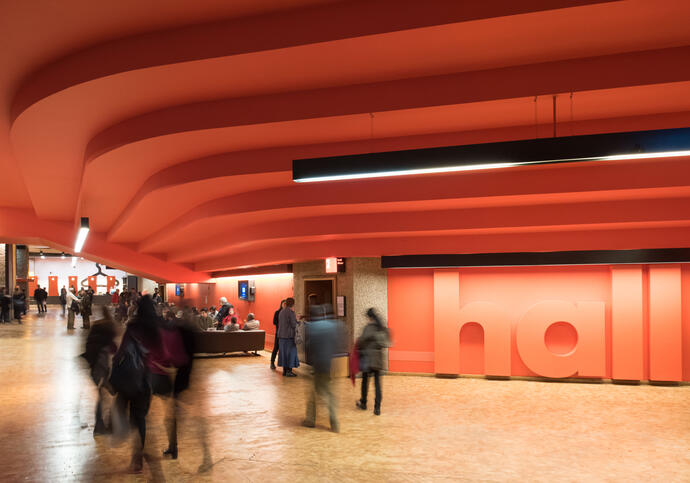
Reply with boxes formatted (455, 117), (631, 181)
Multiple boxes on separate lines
(381, 248), (690, 268)
(293, 127), (690, 181)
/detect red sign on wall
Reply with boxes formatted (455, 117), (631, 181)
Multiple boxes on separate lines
(48, 276), (58, 296)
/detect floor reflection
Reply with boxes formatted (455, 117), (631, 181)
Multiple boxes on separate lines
(1, 309), (689, 481)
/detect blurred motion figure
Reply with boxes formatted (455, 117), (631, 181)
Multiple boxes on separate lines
(303, 303), (344, 432)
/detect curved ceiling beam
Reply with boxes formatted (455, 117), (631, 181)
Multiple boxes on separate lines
(11, 0), (611, 121)
(106, 150), (289, 240)
(195, 225), (690, 272)
(166, 197), (690, 263)
(83, 46), (690, 163)
(105, 109), (690, 245)
(138, 154), (690, 253)
(105, 123), (565, 241)
(0, 208), (206, 282)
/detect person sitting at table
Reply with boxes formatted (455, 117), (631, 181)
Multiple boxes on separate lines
(224, 316), (240, 332)
(243, 313), (260, 330)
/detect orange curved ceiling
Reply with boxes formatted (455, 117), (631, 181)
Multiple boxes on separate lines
(2, 0), (690, 281)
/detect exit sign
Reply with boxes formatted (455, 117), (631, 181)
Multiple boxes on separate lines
(325, 257), (346, 273)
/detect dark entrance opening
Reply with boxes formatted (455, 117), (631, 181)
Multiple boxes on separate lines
(303, 279), (334, 320)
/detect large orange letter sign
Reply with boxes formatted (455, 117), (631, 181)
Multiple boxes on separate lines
(516, 301), (606, 378)
(433, 271), (511, 376)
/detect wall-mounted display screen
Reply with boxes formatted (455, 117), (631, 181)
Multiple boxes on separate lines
(238, 280), (249, 300)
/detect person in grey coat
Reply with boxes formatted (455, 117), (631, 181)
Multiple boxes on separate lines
(356, 308), (391, 415)
(277, 297), (300, 377)
(303, 304), (345, 432)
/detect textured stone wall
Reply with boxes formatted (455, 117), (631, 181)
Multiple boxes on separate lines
(15, 245), (28, 295)
(293, 257), (388, 366)
(351, 257), (389, 369)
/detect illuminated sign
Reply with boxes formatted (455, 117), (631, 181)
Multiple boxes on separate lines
(325, 257), (346, 273)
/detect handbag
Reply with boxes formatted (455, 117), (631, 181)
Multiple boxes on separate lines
(71, 300), (80, 314)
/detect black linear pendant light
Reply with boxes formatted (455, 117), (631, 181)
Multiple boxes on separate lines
(292, 127), (690, 183)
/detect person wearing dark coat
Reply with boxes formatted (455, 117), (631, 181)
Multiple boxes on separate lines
(277, 297), (300, 377)
(111, 295), (162, 473)
(59, 287), (67, 315)
(12, 287), (25, 323)
(215, 297), (231, 329)
(81, 288), (93, 329)
(0, 288), (10, 323)
(34, 286), (44, 313)
(270, 300), (286, 370)
(81, 306), (118, 435)
(303, 304), (345, 432)
(40, 287), (48, 312)
(356, 308), (391, 416)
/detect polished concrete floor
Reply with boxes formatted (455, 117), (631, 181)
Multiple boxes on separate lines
(1, 309), (689, 482)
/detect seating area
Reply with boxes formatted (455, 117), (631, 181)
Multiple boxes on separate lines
(192, 329), (265, 356)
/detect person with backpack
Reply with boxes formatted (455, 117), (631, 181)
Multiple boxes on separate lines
(110, 295), (162, 474)
(65, 287), (80, 330)
(355, 308), (391, 416)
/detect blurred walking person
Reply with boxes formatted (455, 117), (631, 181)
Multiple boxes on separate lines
(270, 299), (286, 370)
(81, 306), (118, 435)
(153, 311), (195, 460)
(355, 308), (391, 415)
(277, 297), (300, 377)
(109, 295), (160, 473)
(303, 304), (344, 432)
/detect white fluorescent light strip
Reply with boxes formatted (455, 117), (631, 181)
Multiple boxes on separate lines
(295, 162), (518, 182)
(294, 150), (690, 183)
(74, 227), (89, 253)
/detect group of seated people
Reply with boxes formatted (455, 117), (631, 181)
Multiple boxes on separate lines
(159, 297), (260, 333)
(114, 293), (261, 334)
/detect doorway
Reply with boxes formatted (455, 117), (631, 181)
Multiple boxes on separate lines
(303, 278), (335, 320)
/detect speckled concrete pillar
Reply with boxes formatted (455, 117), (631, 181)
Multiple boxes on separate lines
(293, 257), (389, 368)
(0, 244), (6, 289)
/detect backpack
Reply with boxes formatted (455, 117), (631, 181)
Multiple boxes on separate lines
(109, 335), (150, 397)
(71, 300), (80, 315)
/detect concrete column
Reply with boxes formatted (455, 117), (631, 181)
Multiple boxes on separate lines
(293, 257), (389, 368)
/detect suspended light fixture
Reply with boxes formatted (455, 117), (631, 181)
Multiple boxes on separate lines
(292, 127), (690, 183)
(61, 252), (66, 259)
(74, 217), (89, 253)
(40, 250), (45, 259)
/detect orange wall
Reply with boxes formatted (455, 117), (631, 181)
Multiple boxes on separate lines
(166, 274), (293, 348)
(388, 265), (690, 381)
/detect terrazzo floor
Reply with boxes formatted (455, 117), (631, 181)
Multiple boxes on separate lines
(0, 309), (689, 482)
